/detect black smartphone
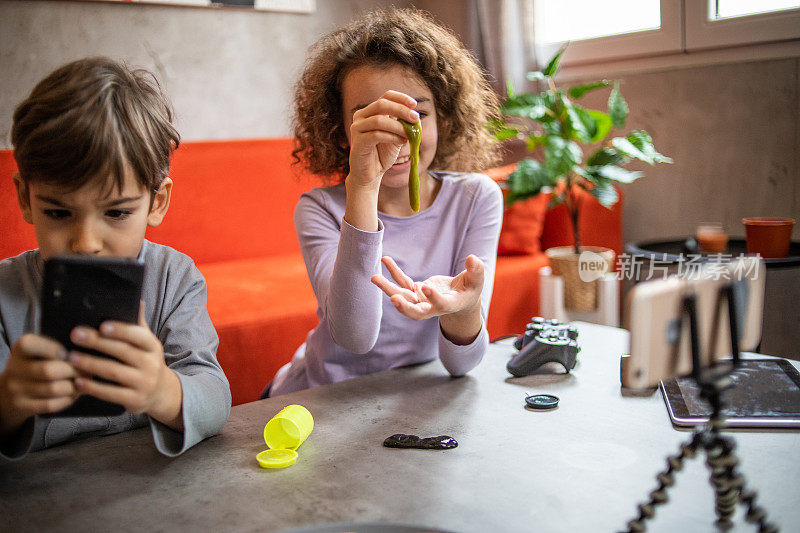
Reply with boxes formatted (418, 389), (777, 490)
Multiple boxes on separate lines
(41, 256), (145, 417)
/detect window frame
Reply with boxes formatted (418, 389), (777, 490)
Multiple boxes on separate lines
(539, 0), (800, 78)
(685, 0), (800, 50)
(536, 0), (683, 66)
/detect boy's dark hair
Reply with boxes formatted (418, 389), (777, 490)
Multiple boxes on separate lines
(292, 7), (501, 182)
(11, 57), (180, 194)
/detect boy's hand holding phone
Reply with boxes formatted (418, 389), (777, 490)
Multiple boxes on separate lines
(0, 334), (81, 437)
(67, 305), (184, 430)
(0, 309), (184, 437)
(1, 253), (184, 437)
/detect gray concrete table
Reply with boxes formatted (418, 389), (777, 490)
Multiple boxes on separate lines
(2, 323), (799, 532)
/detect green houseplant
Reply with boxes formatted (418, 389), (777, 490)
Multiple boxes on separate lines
(491, 45), (672, 310)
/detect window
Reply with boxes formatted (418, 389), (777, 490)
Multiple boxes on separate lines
(534, 0), (661, 44)
(533, 0), (682, 66)
(713, 0), (800, 20)
(534, 0), (800, 69)
(685, 0), (800, 50)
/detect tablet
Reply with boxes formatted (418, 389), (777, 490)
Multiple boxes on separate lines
(661, 358), (800, 428)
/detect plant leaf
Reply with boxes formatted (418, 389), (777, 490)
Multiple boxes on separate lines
(611, 136), (652, 164)
(526, 71), (546, 81)
(588, 180), (619, 208)
(486, 118), (519, 141)
(486, 117), (507, 133)
(587, 147), (624, 167)
(494, 127), (519, 141)
(542, 120), (562, 136)
(542, 43), (569, 77)
(544, 137), (583, 179)
(587, 110), (613, 143)
(506, 158), (552, 204)
(506, 78), (516, 99)
(627, 130), (673, 164)
(548, 194), (563, 209)
(568, 80), (610, 99)
(572, 166), (591, 179)
(526, 135), (547, 151)
(562, 99), (585, 141)
(608, 82), (629, 128)
(543, 90), (559, 109)
(500, 93), (547, 120)
(574, 106), (598, 141)
(563, 100), (597, 143)
(595, 165), (644, 183)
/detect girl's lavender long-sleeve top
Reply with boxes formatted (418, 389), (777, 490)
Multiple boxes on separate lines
(269, 171), (503, 396)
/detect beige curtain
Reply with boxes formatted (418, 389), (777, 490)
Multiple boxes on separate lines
(474, 0), (538, 95)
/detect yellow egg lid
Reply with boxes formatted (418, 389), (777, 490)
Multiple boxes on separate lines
(256, 448), (298, 469)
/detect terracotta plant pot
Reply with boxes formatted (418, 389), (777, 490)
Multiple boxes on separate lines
(741, 217), (795, 258)
(545, 246), (615, 311)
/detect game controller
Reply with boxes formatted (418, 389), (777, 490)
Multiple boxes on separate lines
(507, 317), (580, 377)
(513, 317), (578, 350)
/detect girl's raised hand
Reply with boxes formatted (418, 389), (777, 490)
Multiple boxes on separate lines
(347, 90), (420, 188)
(371, 255), (485, 322)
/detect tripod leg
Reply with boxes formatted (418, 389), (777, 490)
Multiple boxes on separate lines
(740, 487), (778, 533)
(704, 430), (740, 523)
(623, 287), (778, 532)
(624, 432), (702, 532)
(704, 422), (778, 533)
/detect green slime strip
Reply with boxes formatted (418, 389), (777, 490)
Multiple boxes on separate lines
(400, 119), (422, 212)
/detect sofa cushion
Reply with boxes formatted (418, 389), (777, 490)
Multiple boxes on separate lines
(540, 186), (624, 258)
(0, 141), (318, 263)
(146, 139), (316, 264)
(487, 253), (551, 337)
(496, 194), (550, 256)
(0, 152), (36, 259)
(199, 254), (318, 405)
(484, 163), (549, 256)
(1, 142), (623, 406)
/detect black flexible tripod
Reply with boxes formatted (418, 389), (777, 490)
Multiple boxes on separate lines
(624, 284), (777, 533)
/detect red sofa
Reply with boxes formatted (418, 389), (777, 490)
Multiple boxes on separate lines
(0, 141), (621, 405)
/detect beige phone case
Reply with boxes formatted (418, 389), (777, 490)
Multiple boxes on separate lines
(623, 257), (765, 389)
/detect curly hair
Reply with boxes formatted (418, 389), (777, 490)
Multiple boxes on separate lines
(292, 7), (501, 182)
(12, 57), (180, 195)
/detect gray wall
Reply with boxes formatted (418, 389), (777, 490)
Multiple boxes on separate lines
(575, 58), (800, 244)
(415, 1), (800, 244)
(0, 0), (405, 148)
(2, 0), (798, 245)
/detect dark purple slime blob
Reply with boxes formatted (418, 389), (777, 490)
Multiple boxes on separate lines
(383, 433), (458, 450)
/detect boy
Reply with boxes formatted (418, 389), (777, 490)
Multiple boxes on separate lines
(0, 57), (231, 459)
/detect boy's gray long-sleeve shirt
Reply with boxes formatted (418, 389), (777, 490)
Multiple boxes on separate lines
(0, 240), (232, 460)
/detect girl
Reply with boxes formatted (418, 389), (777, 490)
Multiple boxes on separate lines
(266, 7), (503, 396)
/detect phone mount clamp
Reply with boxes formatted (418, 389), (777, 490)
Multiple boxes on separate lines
(623, 283), (777, 533)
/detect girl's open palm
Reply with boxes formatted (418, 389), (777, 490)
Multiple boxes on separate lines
(371, 255), (484, 321)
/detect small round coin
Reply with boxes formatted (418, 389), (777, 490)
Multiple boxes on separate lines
(525, 394), (559, 410)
